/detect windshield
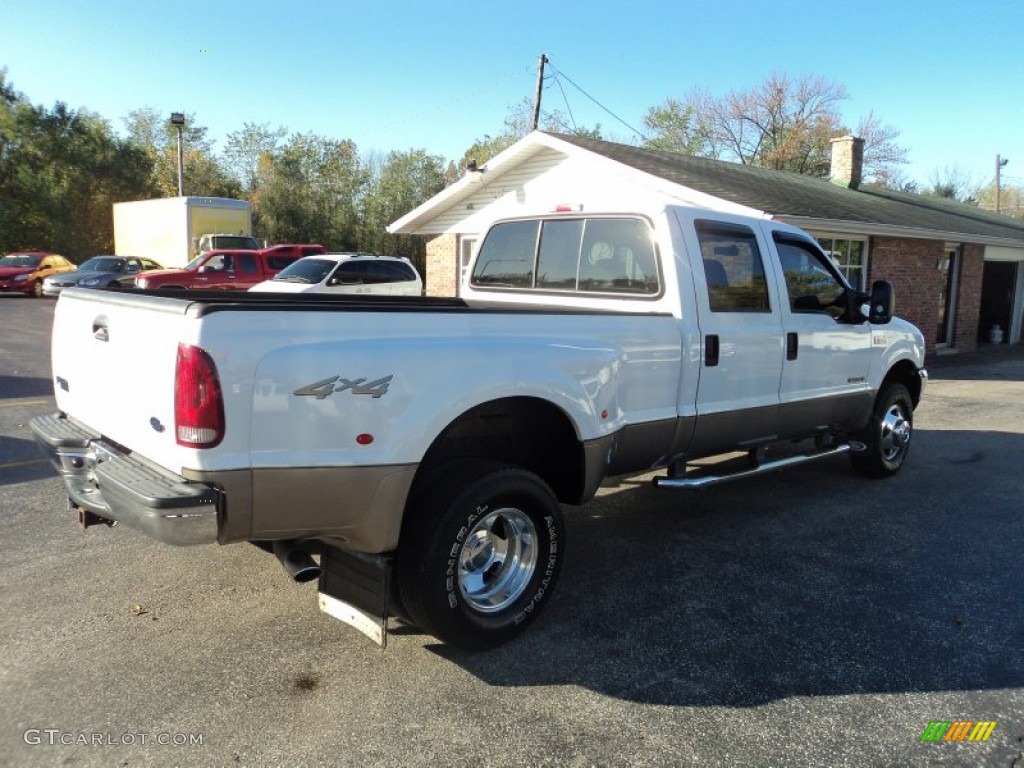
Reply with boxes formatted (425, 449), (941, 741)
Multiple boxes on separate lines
(0, 254), (42, 268)
(78, 256), (123, 272)
(272, 258), (335, 284)
(184, 254), (206, 271)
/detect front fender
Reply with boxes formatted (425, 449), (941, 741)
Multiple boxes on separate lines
(867, 318), (926, 391)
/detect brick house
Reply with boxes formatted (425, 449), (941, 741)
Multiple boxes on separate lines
(389, 132), (1024, 355)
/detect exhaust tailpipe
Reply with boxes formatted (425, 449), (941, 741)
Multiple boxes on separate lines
(273, 540), (321, 583)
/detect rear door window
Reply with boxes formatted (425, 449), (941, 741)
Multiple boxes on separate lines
(695, 221), (770, 312)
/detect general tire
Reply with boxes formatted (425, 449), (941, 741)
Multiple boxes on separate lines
(396, 460), (565, 650)
(851, 382), (914, 478)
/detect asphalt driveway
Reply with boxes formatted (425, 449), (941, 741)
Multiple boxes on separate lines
(1, 295), (1021, 767)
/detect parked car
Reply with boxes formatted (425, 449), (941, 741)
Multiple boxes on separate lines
(0, 252), (76, 297)
(135, 248), (301, 291)
(249, 253), (423, 296)
(42, 255), (164, 296)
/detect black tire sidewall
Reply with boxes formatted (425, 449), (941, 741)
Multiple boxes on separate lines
(399, 465), (564, 649)
(855, 383), (913, 477)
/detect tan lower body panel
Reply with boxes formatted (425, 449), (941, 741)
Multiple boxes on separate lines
(184, 464), (417, 552)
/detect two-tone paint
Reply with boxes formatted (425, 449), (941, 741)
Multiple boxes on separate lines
(39, 202), (925, 553)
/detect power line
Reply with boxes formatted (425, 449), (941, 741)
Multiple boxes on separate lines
(545, 60), (645, 140)
(549, 75), (578, 132)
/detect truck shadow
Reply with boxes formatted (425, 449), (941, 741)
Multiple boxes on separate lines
(927, 347), (1024, 382)
(430, 428), (1024, 706)
(0, 434), (54, 485)
(0, 375), (54, 399)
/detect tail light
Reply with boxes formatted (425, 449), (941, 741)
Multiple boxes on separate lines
(175, 343), (225, 448)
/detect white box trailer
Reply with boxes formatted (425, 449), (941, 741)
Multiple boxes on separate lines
(113, 197), (253, 269)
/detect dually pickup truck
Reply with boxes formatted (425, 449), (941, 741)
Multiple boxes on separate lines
(31, 203), (926, 650)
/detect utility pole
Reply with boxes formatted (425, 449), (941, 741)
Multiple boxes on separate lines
(996, 154), (1009, 213)
(531, 53), (548, 131)
(170, 112), (186, 196)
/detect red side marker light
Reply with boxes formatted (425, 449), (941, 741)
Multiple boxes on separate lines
(356, 433), (374, 445)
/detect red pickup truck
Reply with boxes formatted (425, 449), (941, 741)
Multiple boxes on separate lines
(135, 245), (325, 291)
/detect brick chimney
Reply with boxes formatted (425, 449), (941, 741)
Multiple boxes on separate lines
(829, 135), (865, 189)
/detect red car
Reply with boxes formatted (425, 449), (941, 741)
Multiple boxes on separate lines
(135, 247), (317, 291)
(0, 252), (76, 297)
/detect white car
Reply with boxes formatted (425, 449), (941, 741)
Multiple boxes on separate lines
(248, 253), (422, 296)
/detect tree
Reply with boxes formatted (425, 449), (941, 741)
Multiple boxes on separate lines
(358, 149), (447, 270)
(924, 165), (979, 203)
(642, 74), (908, 181)
(122, 106), (238, 198)
(973, 182), (1023, 218)
(257, 132), (367, 249)
(641, 98), (706, 155)
(458, 98), (602, 172)
(223, 122), (286, 192)
(0, 71), (152, 259)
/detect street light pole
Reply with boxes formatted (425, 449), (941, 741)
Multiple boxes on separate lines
(996, 154), (1009, 213)
(170, 112), (186, 196)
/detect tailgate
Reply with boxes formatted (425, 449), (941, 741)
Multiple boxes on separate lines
(50, 289), (195, 471)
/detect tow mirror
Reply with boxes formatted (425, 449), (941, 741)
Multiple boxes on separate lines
(868, 280), (894, 324)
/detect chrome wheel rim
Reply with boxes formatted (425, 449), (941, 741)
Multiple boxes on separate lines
(458, 507), (538, 614)
(879, 403), (911, 462)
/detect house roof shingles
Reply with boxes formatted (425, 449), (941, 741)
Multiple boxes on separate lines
(548, 132), (1024, 245)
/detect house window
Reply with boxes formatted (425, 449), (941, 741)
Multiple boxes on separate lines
(814, 236), (867, 290)
(459, 237), (477, 293)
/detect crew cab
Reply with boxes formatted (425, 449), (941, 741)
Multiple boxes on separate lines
(32, 203), (926, 650)
(134, 246), (317, 291)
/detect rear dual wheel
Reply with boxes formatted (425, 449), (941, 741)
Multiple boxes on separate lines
(396, 460), (565, 650)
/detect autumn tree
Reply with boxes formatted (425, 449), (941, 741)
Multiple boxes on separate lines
(642, 74), (907, 181)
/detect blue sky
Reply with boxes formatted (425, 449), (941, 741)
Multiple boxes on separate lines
(2, 0), (1022, 190)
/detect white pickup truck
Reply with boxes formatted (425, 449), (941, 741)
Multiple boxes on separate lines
(32, 203), (926, 649)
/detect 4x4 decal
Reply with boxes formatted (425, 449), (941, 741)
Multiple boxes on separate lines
(294, 375), (393, 400)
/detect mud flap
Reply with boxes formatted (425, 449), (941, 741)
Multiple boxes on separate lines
(317, 546), (392, 648)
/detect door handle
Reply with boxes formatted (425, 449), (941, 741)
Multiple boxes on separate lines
(787, 332), (799, 361)
(705, 334), (720, 367)
(92, 319), (109, 342)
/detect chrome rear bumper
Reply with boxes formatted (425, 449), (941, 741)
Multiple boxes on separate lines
(29, 412), (218, 546)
